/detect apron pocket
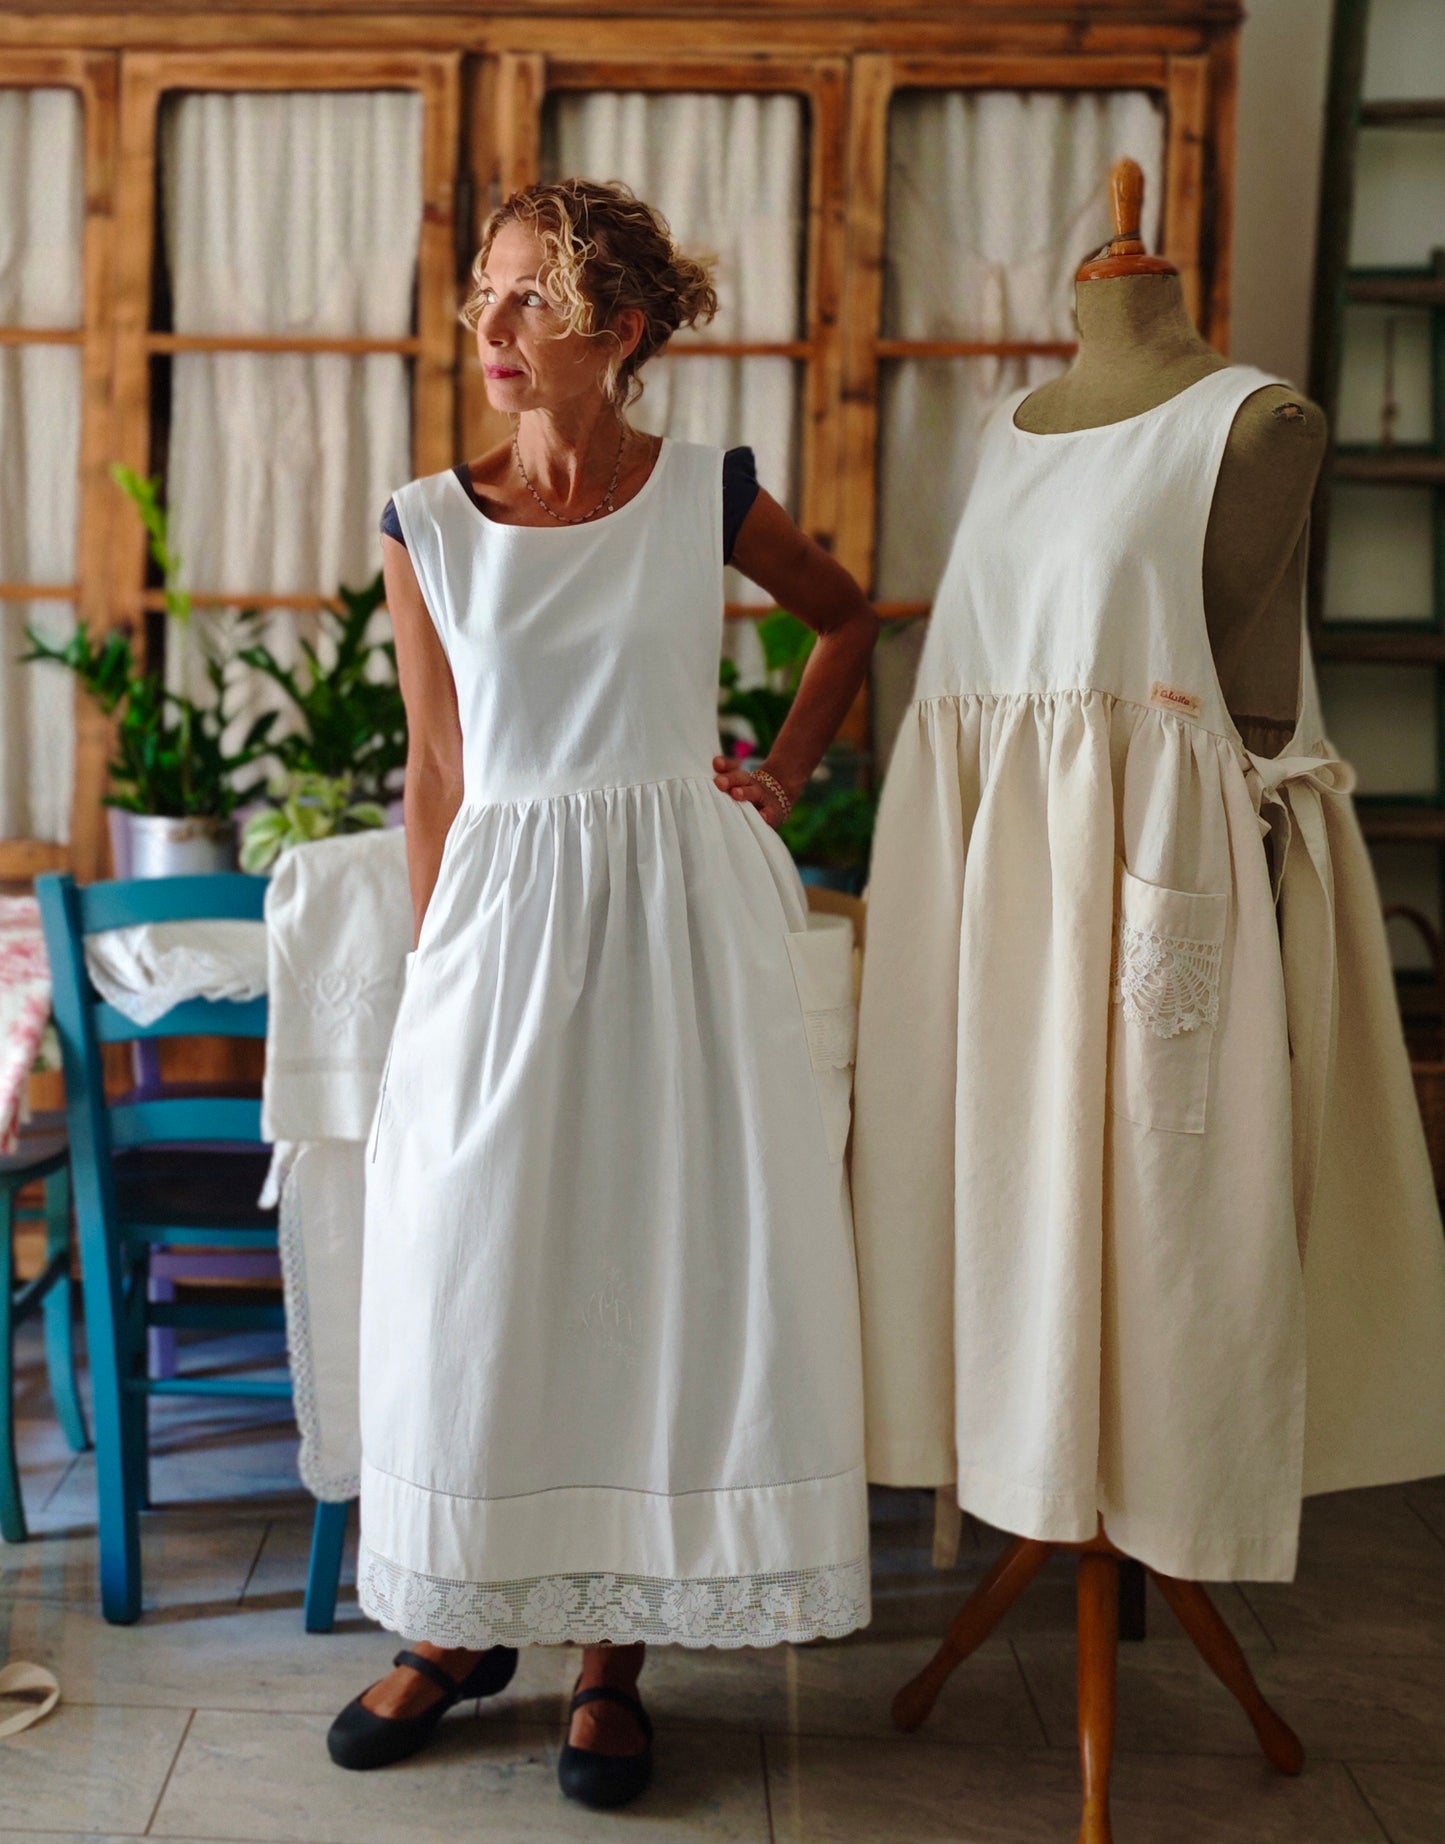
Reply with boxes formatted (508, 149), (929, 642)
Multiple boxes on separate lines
(1108, 863), (1227, 1135)
(783, 916), (857, 1163)
(368, 949), (416, 1163)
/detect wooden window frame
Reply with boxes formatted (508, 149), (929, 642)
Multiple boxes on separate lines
(0, 19), (1239, 874)
(838, 51), (1218, 613)
(94, 50), (461, 878)
(0, 51), (117, 881)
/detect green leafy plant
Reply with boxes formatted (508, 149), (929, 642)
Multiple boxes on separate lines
(235, 573), (407, 807)
(239, 771), (387, 873)
(23, 465), (409, 827)
(718, 609), (817, 758)
(21, 465), (276, 817)
(717, 608), (878, 876)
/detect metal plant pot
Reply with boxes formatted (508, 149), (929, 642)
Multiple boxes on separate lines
(110, 810), (237, 879)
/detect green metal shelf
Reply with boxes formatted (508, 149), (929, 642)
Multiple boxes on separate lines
(1334, 451), (1445, 484)
(1347, 275), (1445, 305)
(1354, 802), (1445, 844)
(1359, 99), (1445, 127)
(1316, 625), (1445, 663)
(1308, 1), (1445, 964)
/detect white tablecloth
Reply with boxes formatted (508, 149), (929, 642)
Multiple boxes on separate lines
(261, 827), (412, 1500)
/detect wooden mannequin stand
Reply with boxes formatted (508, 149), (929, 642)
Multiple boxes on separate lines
(892, 1527), (1303, 1844)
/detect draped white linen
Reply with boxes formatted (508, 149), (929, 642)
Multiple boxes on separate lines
(0, 88), (84, 842)
(544, 90), (807, 683)
(158, 91), (422, 745)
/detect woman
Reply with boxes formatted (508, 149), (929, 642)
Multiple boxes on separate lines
(327, 178), (881, 1810)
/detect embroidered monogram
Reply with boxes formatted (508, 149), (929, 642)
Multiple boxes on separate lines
(1149, 681), (1203, 720)
(296, 967), (401, 1034)
(582, 1263), (641, 1364)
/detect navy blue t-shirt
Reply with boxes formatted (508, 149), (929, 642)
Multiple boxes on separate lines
(380, 445), (761, 564)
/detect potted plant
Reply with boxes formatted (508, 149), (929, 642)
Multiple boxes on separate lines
(231, 568), (408, 870)
(718, 609), (878, 893)
(235, 572), (407, 811)
(23, 465), (276, 877)
(238, 770), (389, 874)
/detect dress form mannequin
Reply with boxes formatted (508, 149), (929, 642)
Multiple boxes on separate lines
(892, 164), (1311, 1844)
(1016, 160), (1327, 753)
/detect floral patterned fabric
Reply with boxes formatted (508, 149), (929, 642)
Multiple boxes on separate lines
(0, 898), (58, 1154)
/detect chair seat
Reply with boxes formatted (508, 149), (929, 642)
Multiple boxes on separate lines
(0, 1112), (69, 1180)
(113, 1147), (278, 1232)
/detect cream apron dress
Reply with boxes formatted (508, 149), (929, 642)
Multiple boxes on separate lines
(356, 437), (870, 1648)
(851, 364), (1445, 1582)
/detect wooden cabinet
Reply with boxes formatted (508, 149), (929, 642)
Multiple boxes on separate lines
(0, 3), (1243, 880)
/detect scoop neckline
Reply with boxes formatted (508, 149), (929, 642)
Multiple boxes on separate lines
(1008, 367), (1231, 440)
(448, 433), (671, 531)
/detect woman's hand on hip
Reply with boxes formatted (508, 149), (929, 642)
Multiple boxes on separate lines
(712, 755), (792, 828)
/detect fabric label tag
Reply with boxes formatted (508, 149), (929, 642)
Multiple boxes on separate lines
(1150, 681), (1203, 720)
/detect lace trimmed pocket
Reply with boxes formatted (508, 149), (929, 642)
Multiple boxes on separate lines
(783, 916), (857, 1164)
(1108, 864), (1227, 1135)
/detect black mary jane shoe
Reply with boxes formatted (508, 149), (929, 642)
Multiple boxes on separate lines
(327, 1645), (518, 1771)
(557, 1681), (655, 1810)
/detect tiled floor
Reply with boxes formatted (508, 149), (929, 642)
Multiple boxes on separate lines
(3, 1317), (1444, 1842)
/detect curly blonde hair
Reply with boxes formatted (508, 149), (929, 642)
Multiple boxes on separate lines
(459, 178), (719, 411)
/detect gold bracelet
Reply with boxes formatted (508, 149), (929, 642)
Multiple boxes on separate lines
(752, 766), (792, 818)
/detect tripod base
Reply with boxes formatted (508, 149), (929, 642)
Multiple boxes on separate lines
(893, 1530), (1302, 1844)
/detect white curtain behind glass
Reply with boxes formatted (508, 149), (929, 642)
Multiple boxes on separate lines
(543, 91), (807, 682)
(159, 91), (422, 743)
(877, 89), (1165, 604)
(0, 88), (83, 842)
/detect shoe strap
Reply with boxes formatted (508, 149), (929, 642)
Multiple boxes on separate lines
(392, 1649), (466, 1701)
(568, 1683), (654, 1745)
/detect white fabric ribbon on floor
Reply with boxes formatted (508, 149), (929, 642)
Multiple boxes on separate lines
(1241, 741), (1359, 1259)
(0, 1661), (60, 1737)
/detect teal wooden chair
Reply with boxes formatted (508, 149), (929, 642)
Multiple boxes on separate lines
(36, 871), (348, 1628)
(2, 1110), (89, 1542)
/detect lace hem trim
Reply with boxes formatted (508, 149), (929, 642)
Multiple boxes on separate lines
(1111, 918), (1222, 1040)
(356, 1546), (871, 1650)
(276, 1152), (360, 1503)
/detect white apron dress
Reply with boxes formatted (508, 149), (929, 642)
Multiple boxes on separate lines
(356, 437), (870, 1648)
(851, 364), (1445, 1582)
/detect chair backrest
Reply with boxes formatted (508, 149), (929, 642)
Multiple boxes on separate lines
(36, 874), (269, 1181)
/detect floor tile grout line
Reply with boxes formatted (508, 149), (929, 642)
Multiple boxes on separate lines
(1403, 1494), (1445, 1560)
(758, 1726), (776, 1844)
(35, 1453), (79, 1513)
(236, 1518), (271, 1603)
(1008, 1636), (1058, 1748)
(16, 1694), (1445, 1761)
(1222, 1582), (1279, 1654)
(142, 1703), (196, 1836)
(1344, 1759), (1401, 1843)
(1233, 1582), (1283, 1654)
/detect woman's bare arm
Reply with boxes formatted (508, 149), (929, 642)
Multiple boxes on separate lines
(715, 490), (881, 821)
(382, 534), (464, 944)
